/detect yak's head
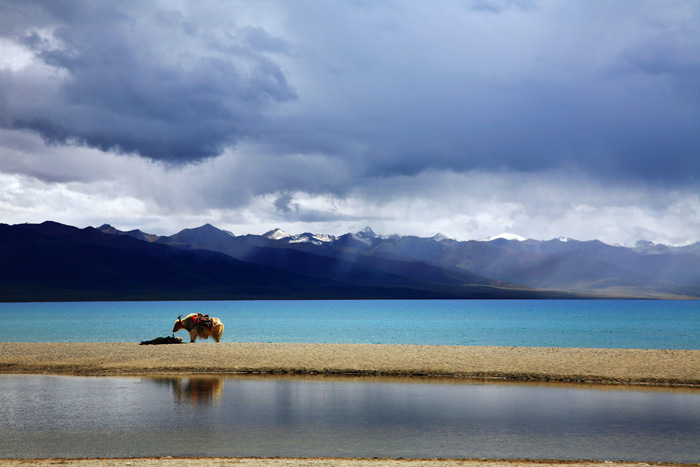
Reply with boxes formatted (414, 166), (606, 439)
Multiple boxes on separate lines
(173, 315), (184, 333)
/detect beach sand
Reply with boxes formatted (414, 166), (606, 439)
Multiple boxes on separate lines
(3, 343), (698, 466)
(0, 342), (698, 386)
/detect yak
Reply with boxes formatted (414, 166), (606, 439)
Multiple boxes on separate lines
(173, 313), (224, 343)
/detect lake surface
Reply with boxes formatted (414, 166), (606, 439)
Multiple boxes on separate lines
(0, 299), (698, 348)
(1, 375), (699, 462)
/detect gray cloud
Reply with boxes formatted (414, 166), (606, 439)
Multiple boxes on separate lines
(0, 128), (698, 245)
(274, 192), (296, 214)
(0, 0), (698, 243)
(0, 0), (296, 162)
(261, 0), (699, 186)
(1, 0), (697, 183)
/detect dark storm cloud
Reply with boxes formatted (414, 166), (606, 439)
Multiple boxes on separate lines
(365, 37), (696, 183)
(619, 33), (700, 100)
(0, 0), (698, 188)
(274, 192), (296, 214)
(265, 0), (700, 187)
(0, 1), (296, 162)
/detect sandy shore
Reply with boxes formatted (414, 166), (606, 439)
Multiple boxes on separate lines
(0, 458), (692, 467)
(3, 344), (699, 466)
(1, 342), (698, 386)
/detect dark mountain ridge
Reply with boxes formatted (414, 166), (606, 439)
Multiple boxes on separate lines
(0, 222), (570, 301)
(97, 223), (700, 299)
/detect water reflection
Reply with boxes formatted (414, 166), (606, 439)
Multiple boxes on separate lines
(150, 376), (224, 405)
(1, 374), (699, 462)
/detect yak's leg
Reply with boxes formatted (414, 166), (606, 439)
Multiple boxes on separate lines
(189, 329), (198, 343)
(212, 324), (223, 343)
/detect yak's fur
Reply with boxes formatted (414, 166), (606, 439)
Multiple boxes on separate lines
(173, 313), (224, 343)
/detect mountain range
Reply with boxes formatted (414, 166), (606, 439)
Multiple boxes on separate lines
(1, 221), (698, 301)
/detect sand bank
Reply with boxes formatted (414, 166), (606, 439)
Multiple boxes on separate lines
(0, 458), (692, 467)
(1, 343), (698, 386)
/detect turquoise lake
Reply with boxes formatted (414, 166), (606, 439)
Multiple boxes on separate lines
(1, 299), (698, 348)
(2, 300), (699, 461)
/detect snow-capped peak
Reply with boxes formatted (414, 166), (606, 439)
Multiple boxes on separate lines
(310, 233), (335, 243)
(263, 228), (292, 240)
(289, 233), (312, 244)
(263, 228), (335, 244)
(431, 233), (452, 242)
(482, 233), (526, 242)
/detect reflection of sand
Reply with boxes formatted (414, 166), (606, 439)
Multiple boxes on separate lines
(0, 458), (691, 467)
(1, 342), (698, 387)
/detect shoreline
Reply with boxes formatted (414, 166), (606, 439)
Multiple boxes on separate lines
(4, 344), (699, 466)
(1, 342), (699, 387)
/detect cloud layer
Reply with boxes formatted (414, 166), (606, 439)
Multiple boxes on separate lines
(0, 0), (698, 244)
(0, 1), (297, 161)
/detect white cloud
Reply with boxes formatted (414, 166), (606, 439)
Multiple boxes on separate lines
(1, 128), (699, 244)
(0, 38), (34, 70)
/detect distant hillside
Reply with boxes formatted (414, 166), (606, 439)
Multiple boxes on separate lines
(0, 222), (570, 302)
(97, 223), (700, 299)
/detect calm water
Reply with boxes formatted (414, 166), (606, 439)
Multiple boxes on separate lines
(0, 299), (698, 348)
(1, 375), (699, 462)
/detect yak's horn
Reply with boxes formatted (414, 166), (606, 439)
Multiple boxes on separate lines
(177, 315), (183, 320)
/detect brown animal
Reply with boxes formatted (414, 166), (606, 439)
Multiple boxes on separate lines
(173, 313), (224, 343)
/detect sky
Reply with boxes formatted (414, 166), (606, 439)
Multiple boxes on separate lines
(0, 0), (698, 245)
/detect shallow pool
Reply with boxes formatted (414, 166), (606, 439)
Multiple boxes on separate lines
(1, 375), (699, 462)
